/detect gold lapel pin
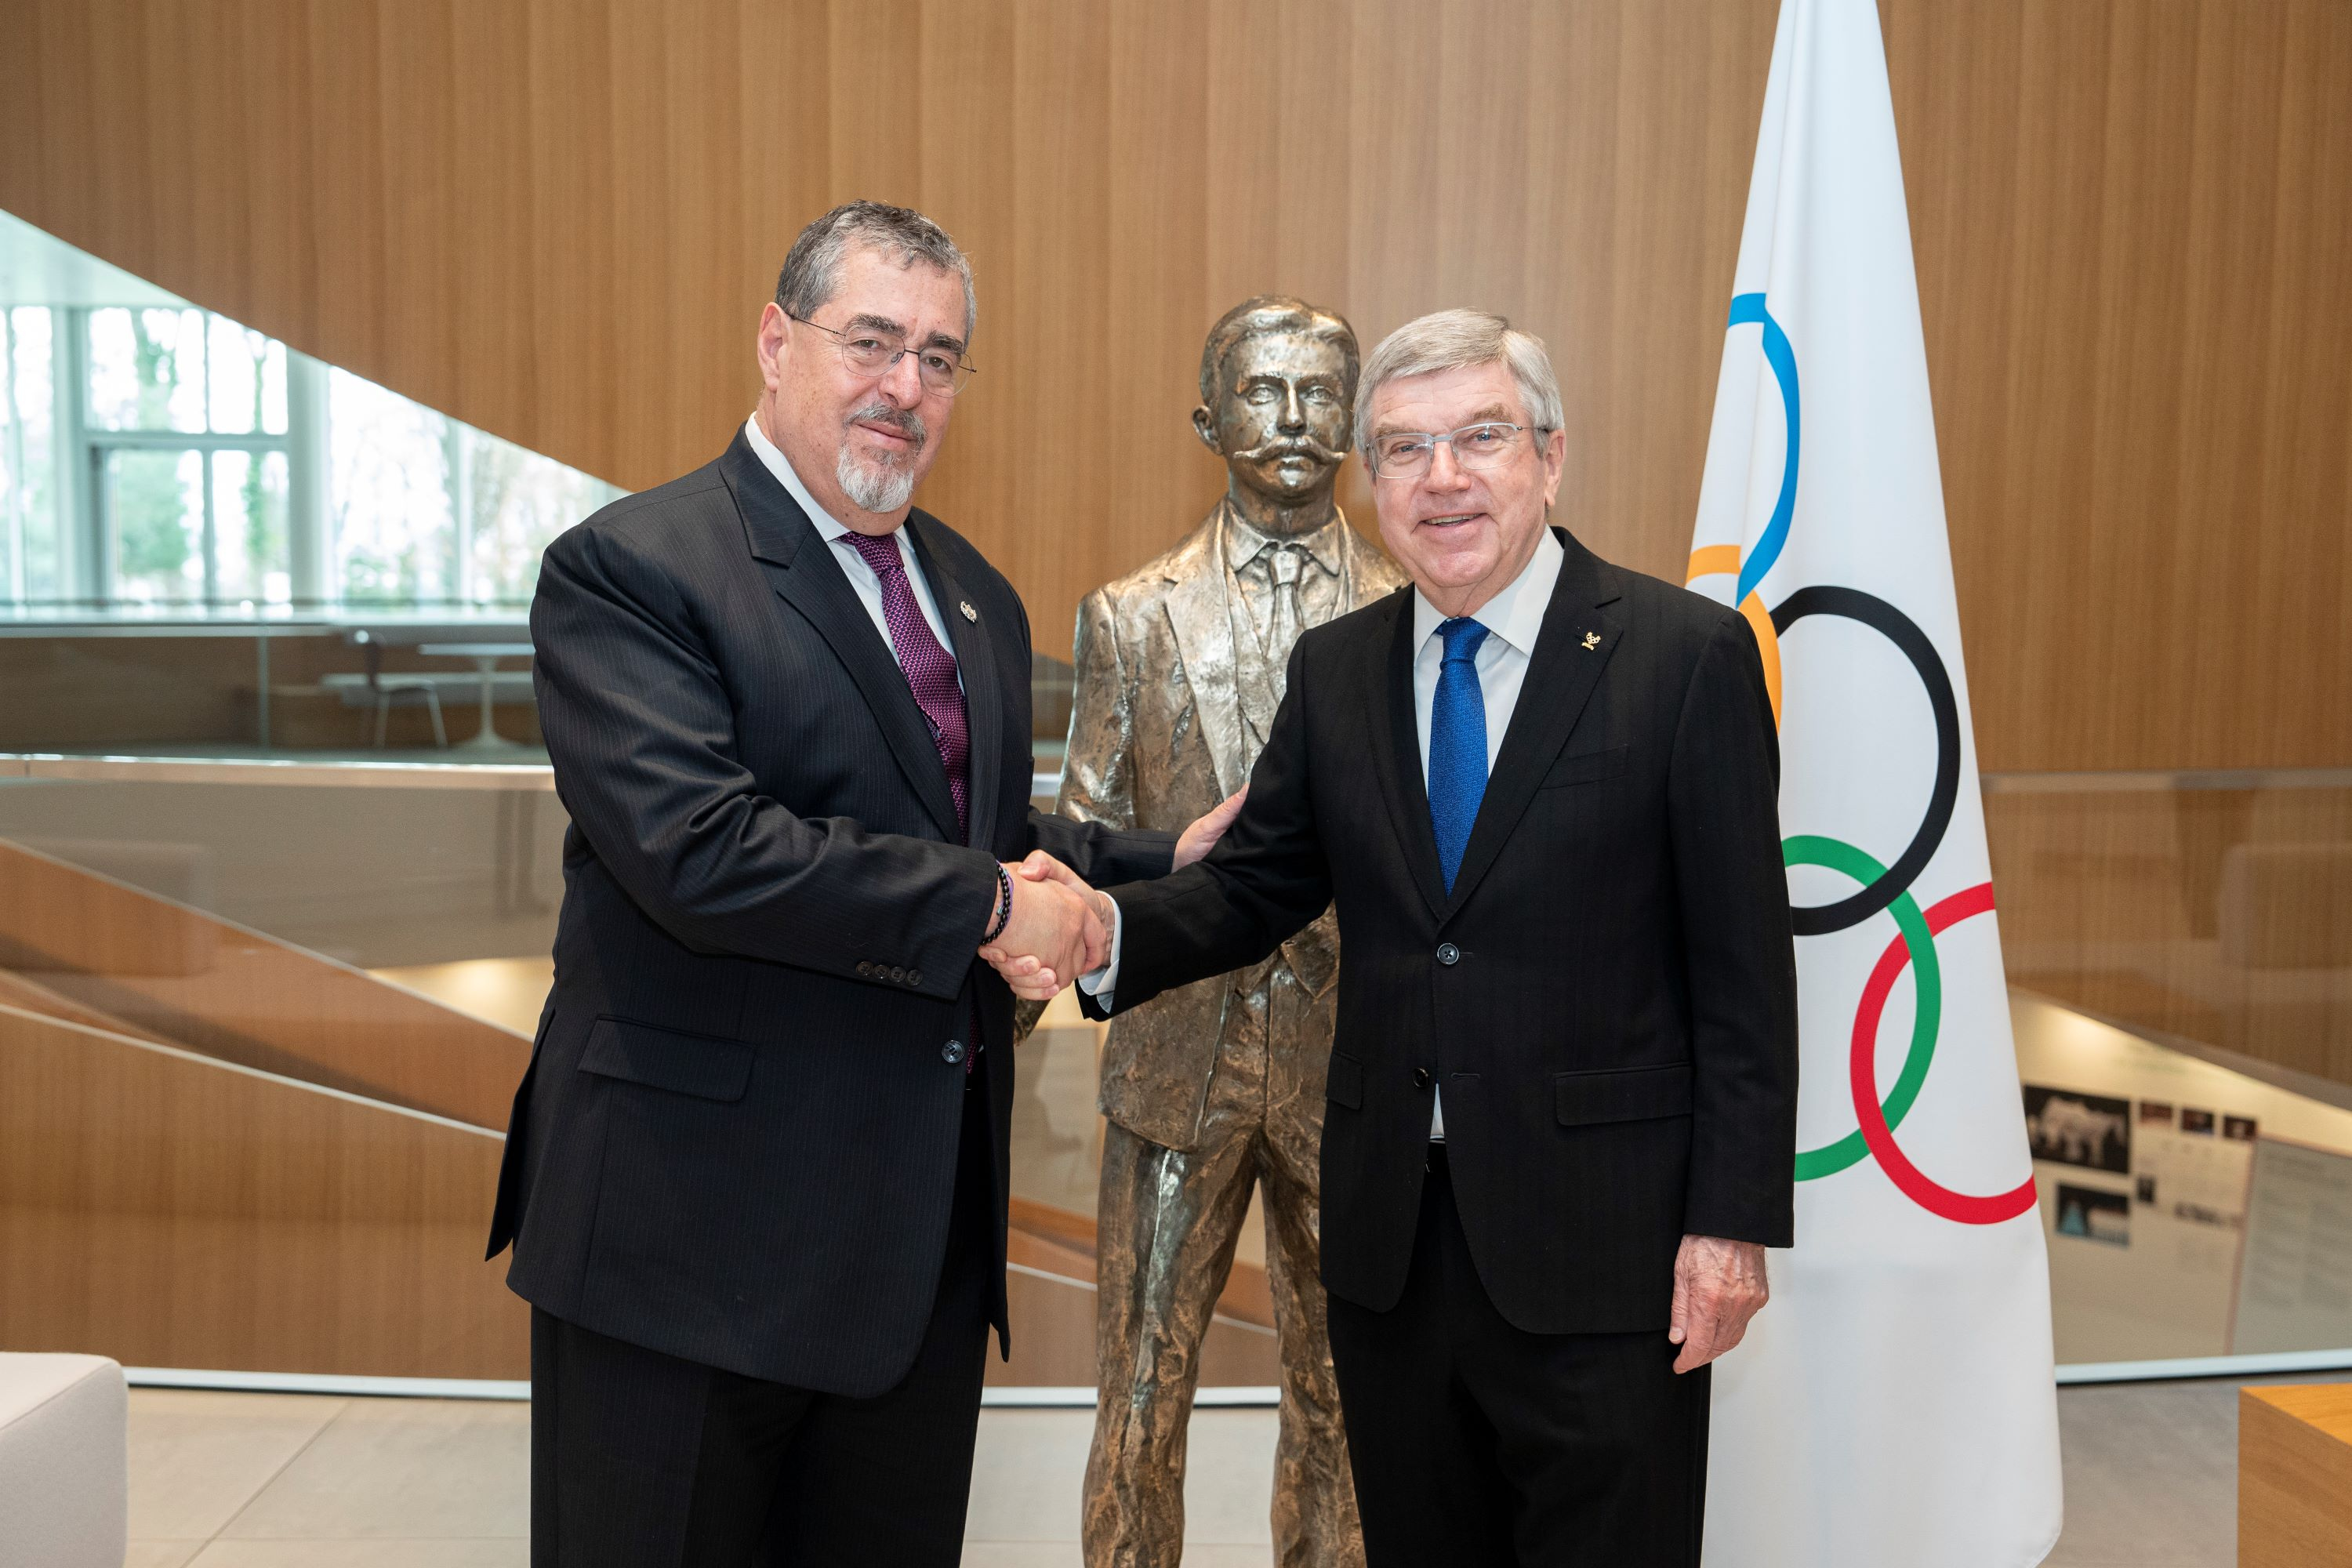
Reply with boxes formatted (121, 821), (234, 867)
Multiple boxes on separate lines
(1581, 630), (1601, 650)
(959, 601), (978, 622)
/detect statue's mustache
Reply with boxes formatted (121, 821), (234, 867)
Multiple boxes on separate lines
(1235, 436), (1343, 466)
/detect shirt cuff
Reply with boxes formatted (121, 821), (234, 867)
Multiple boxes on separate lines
(1076, 898), (1123, 1007)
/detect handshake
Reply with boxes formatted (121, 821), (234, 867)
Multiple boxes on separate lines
(978, 787), (1247, 1002)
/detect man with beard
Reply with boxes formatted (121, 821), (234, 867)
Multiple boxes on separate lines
(488, 201), (1240, 1566)
(1051, 296), (1406, 1566)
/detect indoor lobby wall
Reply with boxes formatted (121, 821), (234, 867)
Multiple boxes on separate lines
(4, 1), (2346, 774)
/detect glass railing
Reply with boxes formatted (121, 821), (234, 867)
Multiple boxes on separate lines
(1984, 769), (2352, 1376)
(4, 727), (2348, 1388)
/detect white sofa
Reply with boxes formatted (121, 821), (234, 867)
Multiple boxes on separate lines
(0, 1353), (127, 1568)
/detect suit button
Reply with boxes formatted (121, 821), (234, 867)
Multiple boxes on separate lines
(942, 1039), (967, 1065)
(890, 966), (906, 982)
(1436, 942), (1461, 966)
(908, 968), (922, 987)
(1413, 1066), (1433, 1091)
(855, 961), (873, 977)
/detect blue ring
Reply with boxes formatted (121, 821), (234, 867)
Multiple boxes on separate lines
(1726, 292), (1799, 604)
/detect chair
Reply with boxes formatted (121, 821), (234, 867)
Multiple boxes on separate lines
(0, 1352), (128, 1568)
(349, 629), (449, 748)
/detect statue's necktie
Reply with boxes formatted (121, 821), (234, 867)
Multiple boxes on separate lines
(843, 530), (971, 844)
(1428, 617), (1492, 893)
(1269, 544), (1304, 661)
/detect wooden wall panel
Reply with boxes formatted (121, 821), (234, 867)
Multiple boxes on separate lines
(2, 1), (2347, 771)
(0, 1004), (523, 1378)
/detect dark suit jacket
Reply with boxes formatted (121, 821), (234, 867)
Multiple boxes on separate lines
(1090, 528), (1798, 1334)
(487, 430), (1173, 1397)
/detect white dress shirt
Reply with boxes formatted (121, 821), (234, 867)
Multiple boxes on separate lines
(742, 415), (958, 684)
(1083, 528), (1567, 1143)
(1411, 527), (1563, 1137)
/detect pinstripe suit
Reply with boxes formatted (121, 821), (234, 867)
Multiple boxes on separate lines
(1087, 528), (1798, 1564)
(488, 429), (1173, 1563)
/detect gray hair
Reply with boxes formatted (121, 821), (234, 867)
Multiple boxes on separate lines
(1354, 309), (1564, 456)
(775, 201), (976, 345)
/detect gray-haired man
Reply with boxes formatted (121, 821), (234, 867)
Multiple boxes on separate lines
(492, 201), (1236, 1566)
(992, 310), (1798, 1564)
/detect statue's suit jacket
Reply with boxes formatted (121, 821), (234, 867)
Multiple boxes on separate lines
(1058, 505), (1408, 1152)
(1089, 529), (1799, 1331)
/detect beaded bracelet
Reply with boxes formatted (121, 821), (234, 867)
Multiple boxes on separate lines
(982, 863), (1014, 944)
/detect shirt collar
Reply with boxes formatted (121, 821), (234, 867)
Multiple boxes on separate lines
(1221, 501), (1347, 578)
(744, 414), (853, 543)
(1411, 525), (1565, 658)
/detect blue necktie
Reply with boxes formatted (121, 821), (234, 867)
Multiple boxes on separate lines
(1428, 617), (1491, 893)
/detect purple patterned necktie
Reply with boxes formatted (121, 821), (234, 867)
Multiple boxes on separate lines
(843, 530), (971, 844)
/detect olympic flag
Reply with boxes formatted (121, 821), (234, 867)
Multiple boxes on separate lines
(1686, 1), (2063, 1563)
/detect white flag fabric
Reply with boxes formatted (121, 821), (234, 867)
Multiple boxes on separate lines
(1686, 2), (2063, 1563)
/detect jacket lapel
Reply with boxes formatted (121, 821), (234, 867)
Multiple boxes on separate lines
(1366, 592), (1448, 920)
(1161, 512), (1253, 800)
(905, 515), (1003, 845)
(724, 435), (963, 843)
(1440, 529), (1623, 918)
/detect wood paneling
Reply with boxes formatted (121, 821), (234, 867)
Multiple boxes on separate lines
(1, 2), (2346, 771)
(0, 837), (533, 1128)
(2239, 1385), (2352, 1567)
(0, 1003), (523, 1377)
(1984, 782), (2352, 1091)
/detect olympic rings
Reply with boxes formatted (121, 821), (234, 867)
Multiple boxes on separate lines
(1697, 292), (2029, 1225)
(1726, 293), (1799, 604)
(1770, 586), (1960, 937)
(1848, 883), (2038, 1224)
(1783, 836), (1940, 1181)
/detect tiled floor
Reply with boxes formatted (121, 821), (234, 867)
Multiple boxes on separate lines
(125, 1373), (2334, 1565)
(122, 1389), (1278, 1566)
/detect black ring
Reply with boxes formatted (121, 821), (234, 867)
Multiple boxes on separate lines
(1769, 586), (1960, 936)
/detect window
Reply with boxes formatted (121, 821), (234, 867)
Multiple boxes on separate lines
(0, 307), (62, 601)
(84, 307), (292, 605)
(327, 369), (620, 607)
(0, 214), (623, 612)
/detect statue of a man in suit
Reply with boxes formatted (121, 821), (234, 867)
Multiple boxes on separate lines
(1058, 296), (1407, 1566)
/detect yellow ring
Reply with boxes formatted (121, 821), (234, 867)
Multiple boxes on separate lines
(1686, 546), (1783, 728)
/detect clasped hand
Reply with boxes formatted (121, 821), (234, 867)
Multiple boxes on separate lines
(979, 787), (1247, 1001)
(979, 852), (1113, 1000)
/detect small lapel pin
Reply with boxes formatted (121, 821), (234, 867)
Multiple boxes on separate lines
(1581, 630), (1602, 651)
(959, 601), (978, 622)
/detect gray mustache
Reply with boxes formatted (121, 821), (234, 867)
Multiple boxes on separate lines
(847, 403), (927, 452)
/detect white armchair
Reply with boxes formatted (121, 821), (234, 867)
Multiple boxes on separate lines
(0, 1353), (128, 1568)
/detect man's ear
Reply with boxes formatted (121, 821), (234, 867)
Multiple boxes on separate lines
(757, 302), (791, 394)
(1191, 404), (1223, 455)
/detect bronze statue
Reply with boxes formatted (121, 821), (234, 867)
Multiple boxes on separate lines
(1058, 297), (1407, 1566)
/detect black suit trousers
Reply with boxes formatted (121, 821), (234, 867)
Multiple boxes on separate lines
(1325, 1147), (1710, 1568)
(529, 1061), (996, 1567)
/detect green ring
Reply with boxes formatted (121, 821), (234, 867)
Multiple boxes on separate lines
(1783, 834), (1941, 1181)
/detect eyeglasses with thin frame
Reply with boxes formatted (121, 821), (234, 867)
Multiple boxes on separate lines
(787, 311), (977, 397)
(1367, 421), (1544, 481)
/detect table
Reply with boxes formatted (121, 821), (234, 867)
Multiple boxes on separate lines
(2240, 1384), (2352, 1565)
(419, 642), (535, 752)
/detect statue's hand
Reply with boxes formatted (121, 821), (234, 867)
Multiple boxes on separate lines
(1174, 786), (1248, 869)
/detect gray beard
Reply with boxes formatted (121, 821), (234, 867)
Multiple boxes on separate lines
(837, 445), (918, 514)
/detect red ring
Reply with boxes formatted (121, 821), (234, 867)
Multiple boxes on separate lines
(1848, 883), (2038, 1225)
